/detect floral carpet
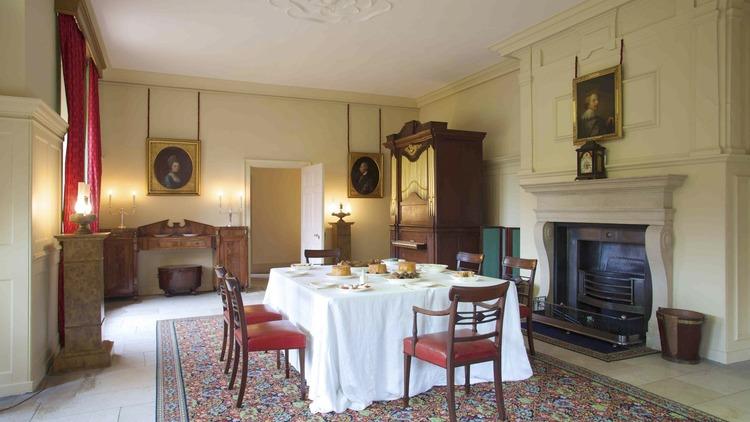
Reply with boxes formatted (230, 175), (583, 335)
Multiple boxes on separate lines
(157, 316), (723, 422)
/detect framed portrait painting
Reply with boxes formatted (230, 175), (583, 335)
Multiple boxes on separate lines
(573, 65), (622, 145)
(147, 138), (200, 195)
(348, 152), (383, 198)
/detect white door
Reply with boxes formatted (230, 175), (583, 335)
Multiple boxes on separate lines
(300, 163), (324, 262)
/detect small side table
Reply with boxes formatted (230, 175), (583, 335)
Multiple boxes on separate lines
(158, 265), (202, 296)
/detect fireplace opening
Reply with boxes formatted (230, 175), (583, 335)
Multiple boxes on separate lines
(537, 223), (652, 346)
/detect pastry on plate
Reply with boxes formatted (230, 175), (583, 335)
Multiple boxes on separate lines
(398, 261), (417, 273)
(330, 264), (352, 276)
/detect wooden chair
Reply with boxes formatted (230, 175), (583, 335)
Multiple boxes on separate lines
(304, 248), (341, 265)
(215, 266), (282, 374)
(502, 257), (538, 355)
(456, 251), (484, 273)
(225, 276), (307, 407)
(403, 283), (510, 422)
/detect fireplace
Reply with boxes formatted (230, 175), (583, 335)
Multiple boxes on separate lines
(537, 223), (652, 345)
(521, 175), (686, 349)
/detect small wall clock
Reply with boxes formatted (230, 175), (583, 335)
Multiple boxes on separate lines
(576, 141), (607, 180)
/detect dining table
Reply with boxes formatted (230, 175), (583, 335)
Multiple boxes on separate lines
(263, 265), (533, 414)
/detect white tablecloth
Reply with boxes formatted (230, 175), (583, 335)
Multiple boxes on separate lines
(263, 266), (533, 413)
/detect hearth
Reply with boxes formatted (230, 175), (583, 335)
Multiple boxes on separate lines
(536, 223), (652, 346)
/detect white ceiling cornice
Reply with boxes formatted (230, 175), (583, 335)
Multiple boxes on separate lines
(416, 59), (520, 108)
(101, 68), (418, 109)
(489, 0), (632, 57)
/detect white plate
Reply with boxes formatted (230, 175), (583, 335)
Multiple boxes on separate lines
(287, 270), (308, 276)
(153, 234), (171, 238)
(326, 273), (355, 279)
(388, 276), (421, 283)
(339, 283), (373, 292)
(308, 281), (337, 289)
(418, 264), (448, 273)
(407, 281), (443, 289)
(182, 233), (199, 237)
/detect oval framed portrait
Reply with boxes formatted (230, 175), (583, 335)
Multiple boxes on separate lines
(348, 152), (383, 198)
(147, 138), (201, 195)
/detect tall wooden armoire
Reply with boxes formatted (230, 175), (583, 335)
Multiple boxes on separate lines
(384, 121), (485, 267)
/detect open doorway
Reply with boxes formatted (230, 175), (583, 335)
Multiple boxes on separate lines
(245, 160), (323, 289)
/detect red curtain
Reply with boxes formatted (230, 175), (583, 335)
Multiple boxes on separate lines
(87, 60), (102, 233)
(59, 14), (87, 234)
(58, 14), (87, 346)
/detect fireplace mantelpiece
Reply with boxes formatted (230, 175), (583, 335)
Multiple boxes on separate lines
(521, 175), (686, 349)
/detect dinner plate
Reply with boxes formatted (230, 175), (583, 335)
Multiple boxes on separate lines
(387, 276), (421, 282)
(339, 283), (372, 292)
(153, 234), (171, 238)
(417, 264), (448, 273)
(182, 233), (198, 237)
(308, 281), (337, 289)
(406, 281), (442, 289)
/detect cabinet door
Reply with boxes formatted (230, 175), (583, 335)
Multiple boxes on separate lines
(104, 235), (137, 298)
(399, 145), (434, 226)
(218, 228), (249, 288)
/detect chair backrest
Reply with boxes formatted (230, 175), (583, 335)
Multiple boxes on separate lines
(456, 251), (484, 273)
(502, 256), (537, 309)
(225, 275), (248, 344)
(304, 248), (341, 264)
(215, 266), (229, 312)
(446, 283), (510, 351)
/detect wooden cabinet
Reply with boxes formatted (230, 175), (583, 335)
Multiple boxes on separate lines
(384, 121), (485, 268)
(215, 226), (249, 290)
(103, 229), (138, 298)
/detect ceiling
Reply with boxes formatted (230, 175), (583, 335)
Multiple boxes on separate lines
(90, 0), (583, 99)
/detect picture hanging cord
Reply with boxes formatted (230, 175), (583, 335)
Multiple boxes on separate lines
(147, 88), (150, 138)
(378, 108), (382, 154)
(574, 39), (624, 78)
(197, 91), (201, 140)
(346, 103), (350, 153)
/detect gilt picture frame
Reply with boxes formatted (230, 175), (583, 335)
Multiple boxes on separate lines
(573, 65), (623, 145)
(348, 152), (383, 198)
(147, 138), (201, 195)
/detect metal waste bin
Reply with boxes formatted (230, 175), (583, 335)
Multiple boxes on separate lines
(656, 307), (704, 364)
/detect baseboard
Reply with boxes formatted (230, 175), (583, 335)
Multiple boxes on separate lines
(0, 381), (34, 398)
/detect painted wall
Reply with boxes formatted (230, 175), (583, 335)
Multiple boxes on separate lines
(0, 0), (58, 111)
(250, 167), (301, 273)
(490, 0), (749, 363)
(419, 68), (521, 228)
(98, 81), (418, 294)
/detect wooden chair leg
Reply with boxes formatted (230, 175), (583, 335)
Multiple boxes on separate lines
(236, 347), (249, 408)
(276, 350), (281, 369)
(493, 358), (506, 421)
(219, 320), (228, 362)
(402, 354), (411, 407)
(285, 349), (290, 378)
(228, 342), (240, 389)
(224, 334), (234, 374)
(446, 366), (457, 422)
(464, 364), (470, 394)
(527, 315), (535, 355)
(299, 348), (306, 400)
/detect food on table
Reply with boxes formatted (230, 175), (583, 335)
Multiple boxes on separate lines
(330, 264), (352, 276)
(398, 261), (417, 273)
(368, 263), (387, 274)
(339, 283), (371, 290)
(455, 270), (475, 278)
(389, 271), (420, 279)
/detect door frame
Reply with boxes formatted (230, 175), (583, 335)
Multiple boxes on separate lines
(244, 159), (311, 275)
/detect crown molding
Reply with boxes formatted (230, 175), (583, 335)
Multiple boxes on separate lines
(0, 96), (68, 138)
(416, 60), (520, 107)
(55, 0), (109, 70)
(101, 68), (419, 109)
(489, 0), (633, 57)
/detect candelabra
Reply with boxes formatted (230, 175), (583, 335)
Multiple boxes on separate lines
(107, 191), (136, 229)
(219, 192), (244, 227)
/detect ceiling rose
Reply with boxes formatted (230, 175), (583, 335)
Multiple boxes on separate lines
(268, 0), (394, 23)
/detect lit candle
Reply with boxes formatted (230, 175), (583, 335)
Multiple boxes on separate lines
(131, 191), (136, 208)
(343, 202), (352, 214)
(237, 192), (243, 211)
(108, 190), (113, 208)
(218, 192), (223, 209)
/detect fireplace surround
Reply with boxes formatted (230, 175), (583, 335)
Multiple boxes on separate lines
(521, 175), (686, 349)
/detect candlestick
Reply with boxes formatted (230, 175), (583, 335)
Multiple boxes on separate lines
(107, 189), (137, 229)
(218, 190), (243, 227)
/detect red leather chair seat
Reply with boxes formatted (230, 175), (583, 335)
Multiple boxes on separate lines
(245, 320), (306, 352)
(224, 304), (282, 325)
(519, 304), (531, 318)
(403, 329), (498, 368)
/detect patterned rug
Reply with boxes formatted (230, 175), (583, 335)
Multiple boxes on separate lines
(521, 321), (659, 362)
(157, 316), (723, 422)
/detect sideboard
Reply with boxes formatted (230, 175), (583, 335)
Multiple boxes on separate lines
(103, 220), (248, 298)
